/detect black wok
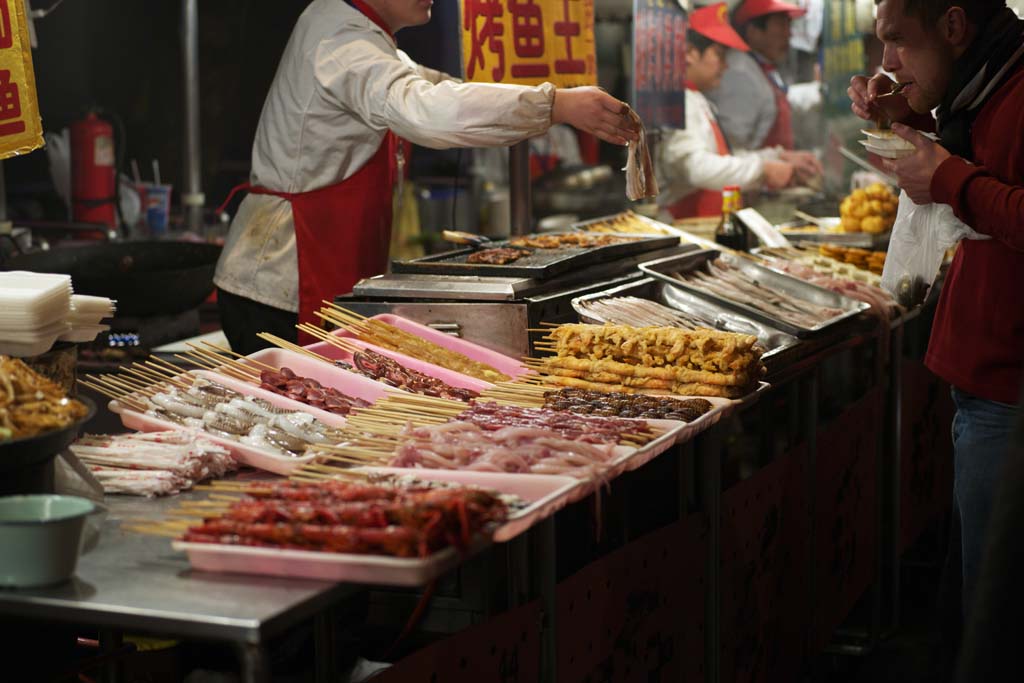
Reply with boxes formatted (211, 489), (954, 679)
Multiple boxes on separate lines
(0, 241), (222, 317)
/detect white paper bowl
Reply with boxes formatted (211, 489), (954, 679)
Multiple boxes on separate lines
(858, 140), (914, 159)
(860, 129), (916, 151)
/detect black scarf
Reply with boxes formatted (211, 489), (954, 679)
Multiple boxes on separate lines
(936, 7), (1024, 160)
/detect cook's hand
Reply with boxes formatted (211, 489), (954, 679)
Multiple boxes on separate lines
(553, 87), (640, 146)
(762, 160), (795, 190)
(848, 74), (912, 125)
(882, 123), (951, 204)
(779, 150), (823, 183)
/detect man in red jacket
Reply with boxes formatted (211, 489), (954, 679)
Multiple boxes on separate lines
(849, 0), (1023, 620)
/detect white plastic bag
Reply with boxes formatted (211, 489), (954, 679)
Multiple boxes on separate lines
(881, 190), (990, 306)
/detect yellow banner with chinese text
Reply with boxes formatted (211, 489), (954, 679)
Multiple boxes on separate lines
(461, 0), (597, 88)
(0, 0), (43, 160)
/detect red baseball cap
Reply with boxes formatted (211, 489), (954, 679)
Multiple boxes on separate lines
(690, 3), (750, 51)
(733, 0), (807, 26)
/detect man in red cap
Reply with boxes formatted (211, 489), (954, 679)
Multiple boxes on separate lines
(707, 0), (818, 158)
(657, 2), (807, 219)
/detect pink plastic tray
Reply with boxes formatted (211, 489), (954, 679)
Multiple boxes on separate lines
(246, 348), (394, 405)
(109, 370), (346, 476)
(172, 469), (579, 585)
(356, 468), (581, 543)
(173, 540), (475, 586)
(328, 313), (530, 380)
(304, 336), (491, 393)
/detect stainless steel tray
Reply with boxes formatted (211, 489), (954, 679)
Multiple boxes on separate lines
(570, 277), (799, 359)
(572, 211), (685, 238)
(777, 221), (891, 249)
(638, 250), (870, 337)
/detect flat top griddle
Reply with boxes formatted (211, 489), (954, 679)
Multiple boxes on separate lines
(391, 233), (680, 280)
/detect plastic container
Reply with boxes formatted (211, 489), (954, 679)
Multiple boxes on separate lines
(245, 348), (394, 406)
(173, 470), (582, 585)
(108, 369), (350, 475)
(305, 337), (492, 394)
(0, 495), (96, 587)
(317, 313), (529, 381)
(858, 140), (913, 159)
(0, 272), (73, 327)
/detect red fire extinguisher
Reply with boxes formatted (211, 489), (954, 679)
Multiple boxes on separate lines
(70, 112), (117, 229)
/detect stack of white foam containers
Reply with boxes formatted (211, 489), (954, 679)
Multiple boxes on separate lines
(0, 272), (115, 357)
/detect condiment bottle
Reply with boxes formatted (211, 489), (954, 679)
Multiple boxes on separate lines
(714, 186), (747, 251)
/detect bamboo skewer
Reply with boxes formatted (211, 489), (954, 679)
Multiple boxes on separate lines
(320, 301), (370, 321)
(124, 525), (181, 538)
(176, 352), (253, 384)
(124, 363), (171, 383)
(197, 481), (254, 490)
(182, 345), (261, 378)
(199, 341), (278, 372)
(77, 379), (149, 412)
(101, 373), (154, 394)
(147, 356), (190, 376)
(100, 374), (157, 397)
(257, 333), (334, 364)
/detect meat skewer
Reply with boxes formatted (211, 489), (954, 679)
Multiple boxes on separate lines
(672, 259), (844, 329)
(181, 479), (509, 558)
(336, 349), (479, 402)
(624, 109), (659, 201)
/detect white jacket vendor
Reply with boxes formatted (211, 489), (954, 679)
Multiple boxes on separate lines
(214, 0), (639, 354)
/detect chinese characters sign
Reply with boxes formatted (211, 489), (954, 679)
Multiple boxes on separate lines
(632, 0), (687, 128)
(461, 0), (597, 87)
(823, 0), (866, 117)
(0, 0), (42, 160)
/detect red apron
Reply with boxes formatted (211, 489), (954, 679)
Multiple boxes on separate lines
(218, 133), (400, 343)
(668, 86), (732, 220)
(758, 61), (794, 150)
(217, 0), (401, 344)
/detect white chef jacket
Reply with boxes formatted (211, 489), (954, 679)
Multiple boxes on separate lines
(214, 0), (556, 312)
(656, 88), (780, 211)
(705, 50), (779, 151)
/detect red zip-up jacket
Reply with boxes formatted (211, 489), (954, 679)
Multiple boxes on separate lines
(927, 64), (1024, 404)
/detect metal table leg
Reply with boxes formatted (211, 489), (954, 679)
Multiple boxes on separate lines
(535, 517), (557, 683)
(697, 427), (723, 683)
(883, 323), (904, 634)
(314, 609), (337, 683)
(236, 642), (271, 683)
(99, 629), (123, 683)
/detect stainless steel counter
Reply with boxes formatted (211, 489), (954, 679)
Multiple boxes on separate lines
(0, 485), (360, 682)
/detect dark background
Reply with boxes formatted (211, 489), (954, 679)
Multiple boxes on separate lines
(4, 0), (462, 222)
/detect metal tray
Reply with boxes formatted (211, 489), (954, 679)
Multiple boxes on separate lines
(639, 250), (870, 337)
(391, 233), (679, 280)
(571, 211), (685, 238)
(777, 220), (891, 249)
(570, 278), (799, 359)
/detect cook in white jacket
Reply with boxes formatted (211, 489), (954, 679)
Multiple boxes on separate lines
(214, 0), (638, 353)
(656, 3), (817, 220)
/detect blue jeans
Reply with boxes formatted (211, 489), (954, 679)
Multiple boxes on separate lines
(951, 387), (1020, 617)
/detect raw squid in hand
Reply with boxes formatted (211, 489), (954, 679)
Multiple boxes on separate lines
(623, 109), (659, 201)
